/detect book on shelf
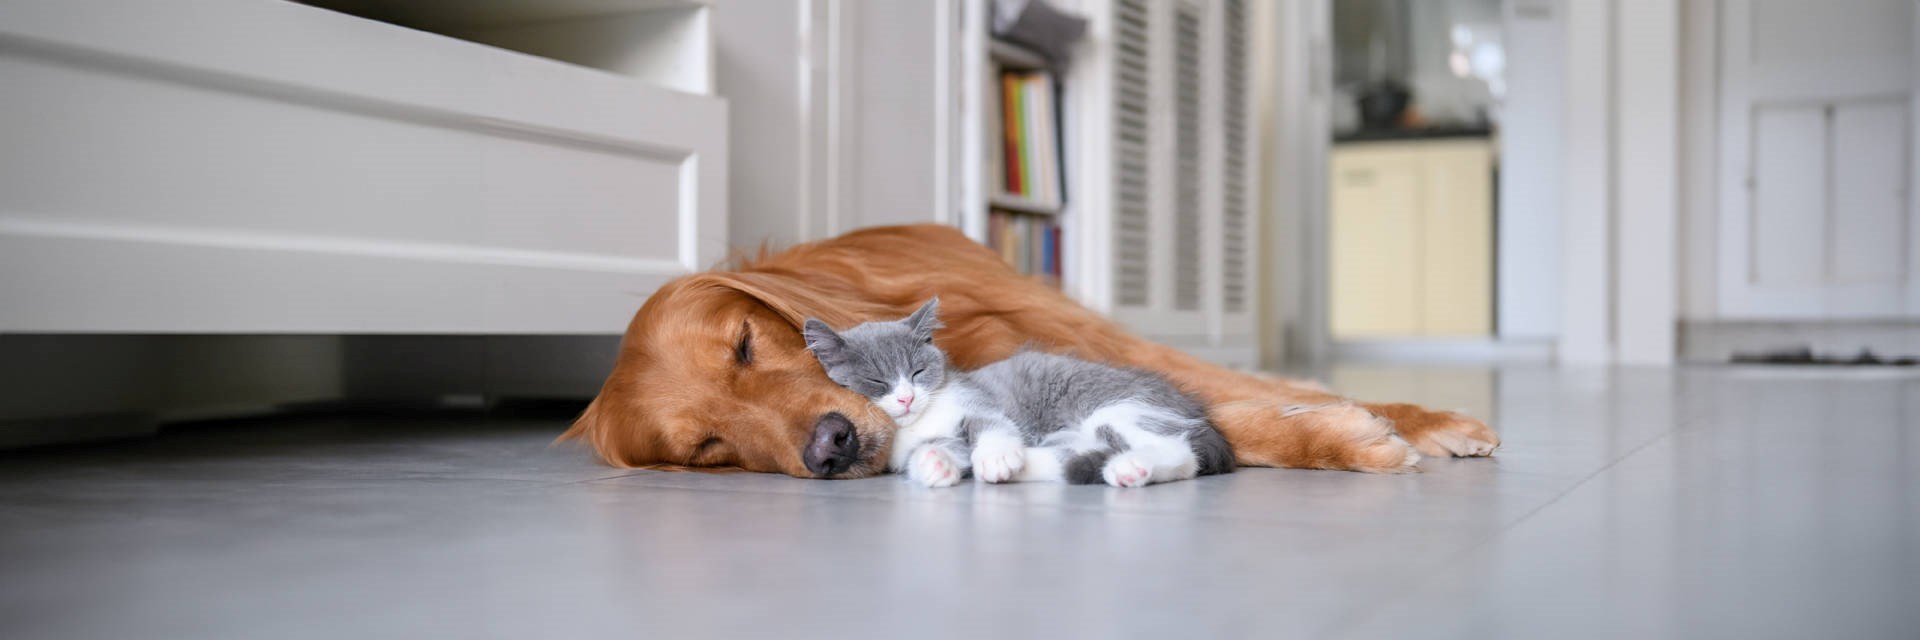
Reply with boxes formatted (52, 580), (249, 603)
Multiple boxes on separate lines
(987, 208), (1063, 288)
(984, 41), (1066, 288)
(995, 67), (1064, 212)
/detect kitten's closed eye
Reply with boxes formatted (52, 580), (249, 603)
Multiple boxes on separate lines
(912, 368), (926, 378)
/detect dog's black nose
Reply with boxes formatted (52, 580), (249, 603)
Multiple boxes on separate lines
(803, 412), (859, 477)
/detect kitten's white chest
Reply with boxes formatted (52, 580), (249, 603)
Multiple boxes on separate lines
(887, 388), (973, 471)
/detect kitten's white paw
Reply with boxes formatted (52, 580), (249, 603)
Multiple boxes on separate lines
(1102, 453), (1152, 488)
(970, 441), (1026, 483)
(906, 447), (963, 488)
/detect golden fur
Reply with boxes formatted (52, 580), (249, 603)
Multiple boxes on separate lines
(562, 224), (1498, 477)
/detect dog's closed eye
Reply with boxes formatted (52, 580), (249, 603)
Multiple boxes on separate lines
(689, 436), (725, 464)
(733, 322), (753, 366)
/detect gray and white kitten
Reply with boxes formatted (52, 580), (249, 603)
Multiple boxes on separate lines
(803, 298), (1234, 488)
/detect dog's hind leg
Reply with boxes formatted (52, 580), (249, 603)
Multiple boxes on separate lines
(1208, 400), (1424, 473)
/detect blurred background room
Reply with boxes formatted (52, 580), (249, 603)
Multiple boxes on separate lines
(3, 0), (1918, 637)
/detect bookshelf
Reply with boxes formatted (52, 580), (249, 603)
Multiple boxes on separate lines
(956, 0), (1104, 306)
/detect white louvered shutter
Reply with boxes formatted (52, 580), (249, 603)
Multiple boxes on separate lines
(1091, 0), (1257, 365)
(1219, 0), (1252, 317)
(1210, 0), (1256, 362)
(1111, 0), (1153, 309)
(1172, 2), (1204, 312)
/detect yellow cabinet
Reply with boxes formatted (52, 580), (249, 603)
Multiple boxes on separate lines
(1330, 139), (1494, 338)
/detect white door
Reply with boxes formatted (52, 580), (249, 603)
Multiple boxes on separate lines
(1718, 0), (1920, 319)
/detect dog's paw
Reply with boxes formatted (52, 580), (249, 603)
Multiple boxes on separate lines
(1375, 434), (1423, 473)
(1102, 453), (1152, 488)
(1366, 404), (1500, 458)
(1345, 421), (1423, 474)
(906, 447), (963, 488)
(970, 441), (1026, 483)
(1418, 412), (1500, 457)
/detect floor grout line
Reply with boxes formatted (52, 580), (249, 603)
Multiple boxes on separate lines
(554, 470), (655, 486)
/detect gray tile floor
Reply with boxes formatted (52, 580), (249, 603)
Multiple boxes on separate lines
(2, 366), (1916, 639)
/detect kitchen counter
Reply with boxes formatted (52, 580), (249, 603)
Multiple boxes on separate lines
(1334, 125), (1492, 143)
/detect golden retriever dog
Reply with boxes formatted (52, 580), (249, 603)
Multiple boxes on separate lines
(562, 224), (1498, 478)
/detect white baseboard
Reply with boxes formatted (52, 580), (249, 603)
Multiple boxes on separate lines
(1679, 321), (1920, 363)
(1330, 338), (1555, 364)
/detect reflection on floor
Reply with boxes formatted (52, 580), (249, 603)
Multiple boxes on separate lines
(2, 366), (1916, 639)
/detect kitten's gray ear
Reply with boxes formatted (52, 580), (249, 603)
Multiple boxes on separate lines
(802, 318), (846, 362)
(902, 297), (943, 342)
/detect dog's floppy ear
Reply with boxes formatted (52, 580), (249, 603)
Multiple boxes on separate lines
(803, 319), (848, 364)
(902, 296), (942, 342)
(558, 393), (665, 468)
(686, 272), (889, 329)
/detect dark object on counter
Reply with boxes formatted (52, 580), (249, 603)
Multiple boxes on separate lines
(1334, 125), (1491, 143)
(992, 0), (1088, 67)
(1730, 346), (1918, 366)
(1356, 80), (1411, 130)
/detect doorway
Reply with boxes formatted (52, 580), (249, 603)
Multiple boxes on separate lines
(1321, 0), (1535, 360)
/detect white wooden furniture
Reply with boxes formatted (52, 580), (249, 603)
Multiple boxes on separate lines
(0, 0), (726, 334)
(954, 0), (1259, 366)
(1328, 138), (1494, 339)
(1716, 0), (1919, 319)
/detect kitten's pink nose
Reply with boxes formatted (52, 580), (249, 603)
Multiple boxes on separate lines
(896, 394), (915, 411)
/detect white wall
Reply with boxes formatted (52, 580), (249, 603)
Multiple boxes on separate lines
(1558, 0), (1614, 364)
(844, 0), (947, 229)
(713, 0), (949, 252)
(1556, 0), (1681, 364)
(1497, 0), (1564, 339)
(1262, 0), (1334, 365)
(1612, 0), (1678, 364)
(1680, 0), (1718, 321)
(713, 0), (808, 249)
